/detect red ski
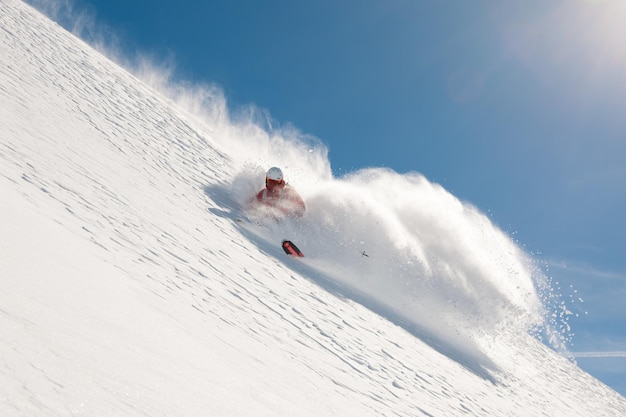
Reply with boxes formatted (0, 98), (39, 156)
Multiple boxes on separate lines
(282, 240), (304, 257)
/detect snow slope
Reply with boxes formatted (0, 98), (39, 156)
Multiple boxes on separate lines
(1, 1), (625, 415)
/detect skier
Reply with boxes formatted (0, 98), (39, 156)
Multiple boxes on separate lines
(250, 167), (305, 218)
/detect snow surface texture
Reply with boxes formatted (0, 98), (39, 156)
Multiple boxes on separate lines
(1, 1), (625, 415)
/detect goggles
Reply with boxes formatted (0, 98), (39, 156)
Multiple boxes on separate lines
(266, 177), (285, 187)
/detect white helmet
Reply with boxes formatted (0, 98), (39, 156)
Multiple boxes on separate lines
(265, 167), (285, 189)
(266, 167), (284, 181)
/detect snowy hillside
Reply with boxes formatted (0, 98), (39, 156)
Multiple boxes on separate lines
(2, 1), (625, 415)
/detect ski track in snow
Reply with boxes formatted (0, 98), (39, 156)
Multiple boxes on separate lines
(1, 1), (626, 416)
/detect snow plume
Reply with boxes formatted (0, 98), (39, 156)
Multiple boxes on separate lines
(127, 62), (333, 188)
(233, 167), (564, 360)
(28, 0), (568, 360)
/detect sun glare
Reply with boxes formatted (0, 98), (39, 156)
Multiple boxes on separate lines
(500, 0), (626, 97)
(566, 0), (626, 76)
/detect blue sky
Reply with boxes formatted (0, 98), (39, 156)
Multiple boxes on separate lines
(31, 0), (626, 390)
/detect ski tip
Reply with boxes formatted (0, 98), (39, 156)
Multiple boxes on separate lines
(282, 240), (304, 257)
